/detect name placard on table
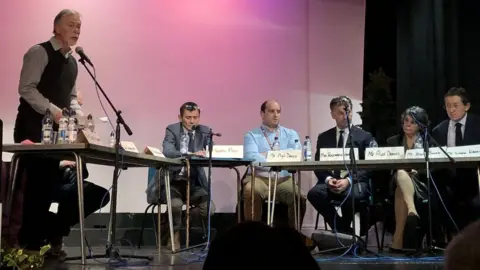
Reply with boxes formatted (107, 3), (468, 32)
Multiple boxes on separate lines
(120, 141), (139, 153)
(266, 150), (302, 162)
(144, 146), (165, 157)
(365, 147), (404, 160)
(319, 148), (359, 161)
(447, 145), (480, 158)
(205, 145), (244, 159)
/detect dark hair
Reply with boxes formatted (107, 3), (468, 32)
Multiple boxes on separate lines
(330, 96), (352, 110)
(401, 106), (429, 128)
(260, 100), (280, 112)
(445, 87), (470, 105)
(445, 220), (480, 270)
(179, 101), (201, 116)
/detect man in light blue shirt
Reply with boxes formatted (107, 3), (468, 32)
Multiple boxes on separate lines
(243, 100), (306, 228)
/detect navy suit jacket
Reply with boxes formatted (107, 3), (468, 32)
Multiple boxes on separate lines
(314, 126), (374, 184)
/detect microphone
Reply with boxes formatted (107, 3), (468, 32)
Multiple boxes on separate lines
(192, 125), (222, 137)
(340, 96), (351, 111)
(75, 46), (94, 67)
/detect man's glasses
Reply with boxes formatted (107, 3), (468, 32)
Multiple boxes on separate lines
(443, 104), (462, 110)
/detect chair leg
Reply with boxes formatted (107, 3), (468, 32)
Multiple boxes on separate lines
(138, 203), (155, 248)
(373, 221), (381, 251)
(381, 210), (387, 251)
(315, 212), (320, 230)
(152, 204), (159, 248)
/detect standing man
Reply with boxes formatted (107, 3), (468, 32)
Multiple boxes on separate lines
(432, 87), (480, 231)
(243, 100), (306, 228)
(307, 96), (374, 234)
(161, 102), (215, 249)
(13, 9), (82, 251)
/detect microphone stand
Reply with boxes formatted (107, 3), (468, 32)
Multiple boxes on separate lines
(410, 116), (454, 256)
(316, 107), (366, 255)
(176, 128), (219, 253)
(76, 58), (152, 264)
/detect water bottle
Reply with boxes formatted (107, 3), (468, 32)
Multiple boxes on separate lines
(57, 109), (69, 144)
(41, 109), (53, 144)
(303, 136), (312, 161)
(414, 135), (424, 149)
(272, 137), (281, 151)
(67, 109), (78, 143)
(180, 133), (189, 155)
(109, 131), (116, 147)
(294, 139), (302, 150)
(86, 114), (95, 133)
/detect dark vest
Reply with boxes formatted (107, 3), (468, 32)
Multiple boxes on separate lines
(14, 41), (77, 143)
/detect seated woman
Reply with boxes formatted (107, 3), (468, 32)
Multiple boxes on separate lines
(386, 106), (429, 252)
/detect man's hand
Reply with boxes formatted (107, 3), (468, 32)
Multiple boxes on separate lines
(21, 139), (34, 145)
(193, 151), (206, 157)
(60, 161), (76, 168)
(53, 110), (63, 124)
(334, 179), (350, 193)
(327, 178), (337, 189)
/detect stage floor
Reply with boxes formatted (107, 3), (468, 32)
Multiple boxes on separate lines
(42, 246), (445, 269)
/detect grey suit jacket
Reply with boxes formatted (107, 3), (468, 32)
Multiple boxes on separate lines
(162, 122), (210, 189)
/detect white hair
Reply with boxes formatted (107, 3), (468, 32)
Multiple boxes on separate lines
(53, 9), (81, 33)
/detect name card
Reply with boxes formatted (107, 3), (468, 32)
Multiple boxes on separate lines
(429, 147), (449, 159)
(266, 150), (302, 162)
(144, 146), (165, 157)
(319, 148), (359, 161)
(206, 145), (244, 159)
(120, 141), (139, 153)
(405, 149), (424, 159)
(76, 129), (103, 146)
(365, 147), (404, 160)
(447, 145), (480, 158)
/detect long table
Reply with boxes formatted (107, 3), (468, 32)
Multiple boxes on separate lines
(257, 157), (480, 229)
(164, 156), (253, 253)
(2, 143), (182, 264)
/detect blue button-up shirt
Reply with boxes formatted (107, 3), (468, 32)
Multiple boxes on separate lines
(244, 125), (300, 178)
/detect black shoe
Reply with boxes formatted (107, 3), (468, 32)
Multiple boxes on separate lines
(403, 214), (420, 250)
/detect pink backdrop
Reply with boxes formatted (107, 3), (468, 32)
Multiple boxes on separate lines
(0, 0), (365, 228)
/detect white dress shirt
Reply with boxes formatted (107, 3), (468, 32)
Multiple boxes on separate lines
(447, 114), (467, 147)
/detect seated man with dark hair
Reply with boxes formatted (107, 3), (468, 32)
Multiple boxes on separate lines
(307, 96), (375, 234)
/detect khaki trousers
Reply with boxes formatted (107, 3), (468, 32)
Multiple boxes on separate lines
(243, 176), (306, 228)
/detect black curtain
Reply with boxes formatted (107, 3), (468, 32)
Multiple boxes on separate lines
(396, 0), (480, 127)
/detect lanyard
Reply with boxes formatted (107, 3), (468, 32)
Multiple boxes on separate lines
(261, 127), (280, 150)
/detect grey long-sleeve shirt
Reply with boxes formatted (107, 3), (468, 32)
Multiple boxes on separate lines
(18, 36), (83, 117)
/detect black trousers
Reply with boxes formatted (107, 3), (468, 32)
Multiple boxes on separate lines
(307, 182), (370, 234)
(17, 159), (109, 248)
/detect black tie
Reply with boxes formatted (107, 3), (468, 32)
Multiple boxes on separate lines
(455, 123), (463, 146)
(337, 130), (344, 148)
(188, 132), (195, 152)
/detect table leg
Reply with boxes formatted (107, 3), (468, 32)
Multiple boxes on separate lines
(185, 159), (191, 249)
(6, 154), (20, 228)
(73, 153), (86, 265)
(165, 168), (175, 252)
(156, 168), (163, 250)
(297, 171), (302, 230)
(292, 173), (298, 230)
(231, 167), (241, 223)
(250, 165), (255, 220)
(267, 172), (271, 225)
(270, 172), (278, 227)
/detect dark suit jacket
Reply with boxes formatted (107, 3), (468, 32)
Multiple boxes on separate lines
(431, 113), (480, 198)
(314, 126), (374, 184)
(161, 122), (211, 190)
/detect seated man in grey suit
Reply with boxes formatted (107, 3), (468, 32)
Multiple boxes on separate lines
(162, 101), (215, 249)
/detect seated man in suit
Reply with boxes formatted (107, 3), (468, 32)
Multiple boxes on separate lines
(162, 102), (215, 249)
(243, 100), (306, 228)
(432, 87), (480, 231)
(307, 96), (375, 234)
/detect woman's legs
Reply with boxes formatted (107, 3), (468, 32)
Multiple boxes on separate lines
(395, 170), (418, 216)
(392, 187), (408, 249)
